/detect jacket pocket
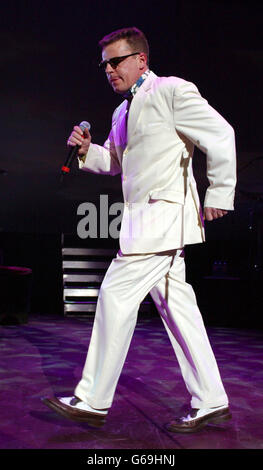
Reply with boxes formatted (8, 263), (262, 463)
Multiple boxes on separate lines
(139, 123), (173, 135)
(149, 190), (184, 205)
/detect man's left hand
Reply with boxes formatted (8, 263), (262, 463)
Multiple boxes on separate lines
(204, 207), (228, 221)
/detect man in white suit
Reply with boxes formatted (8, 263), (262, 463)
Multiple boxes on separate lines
(43, 27), (236, 433)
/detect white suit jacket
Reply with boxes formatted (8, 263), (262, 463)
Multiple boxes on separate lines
(79, 71), (236, 254)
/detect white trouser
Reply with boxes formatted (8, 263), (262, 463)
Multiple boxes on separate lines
(74, 249), (228, 410)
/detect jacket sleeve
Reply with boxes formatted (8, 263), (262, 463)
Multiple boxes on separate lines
(78, 109), (121, 176)
(173, 79), (236, 210)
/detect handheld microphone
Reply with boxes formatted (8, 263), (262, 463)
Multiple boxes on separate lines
(61, 120), (91, 176)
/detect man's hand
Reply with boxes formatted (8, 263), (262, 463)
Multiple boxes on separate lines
(67, 125), (91, 156)
(204, 207), (228, 221)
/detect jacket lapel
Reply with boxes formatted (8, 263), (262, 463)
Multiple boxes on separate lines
(127, 71), (157, 141)
(118, 101), (129, 148)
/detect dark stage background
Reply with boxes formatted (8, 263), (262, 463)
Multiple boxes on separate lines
(0, 0), (262, 324)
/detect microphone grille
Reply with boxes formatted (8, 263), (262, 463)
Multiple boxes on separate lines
(79, 121), (91, 131)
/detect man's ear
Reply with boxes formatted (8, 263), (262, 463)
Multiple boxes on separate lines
(139, 52), (148, 69)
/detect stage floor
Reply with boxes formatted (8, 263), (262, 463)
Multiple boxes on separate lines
(1, 313), (263, 450)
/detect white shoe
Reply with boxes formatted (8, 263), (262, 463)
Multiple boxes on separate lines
(59, 396), (108, 415)
(42, 395), (108, 426)
(166, 404), (231, 433)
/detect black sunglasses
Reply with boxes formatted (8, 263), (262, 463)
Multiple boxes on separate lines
(99, 52), (140, 70)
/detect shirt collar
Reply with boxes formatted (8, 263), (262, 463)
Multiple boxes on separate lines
(123, 69), (151, 100)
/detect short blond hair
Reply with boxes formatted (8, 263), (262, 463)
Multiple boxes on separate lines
(99, 27), (149, 65)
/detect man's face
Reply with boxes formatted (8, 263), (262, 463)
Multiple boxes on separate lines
(101, 39), (147, 94)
